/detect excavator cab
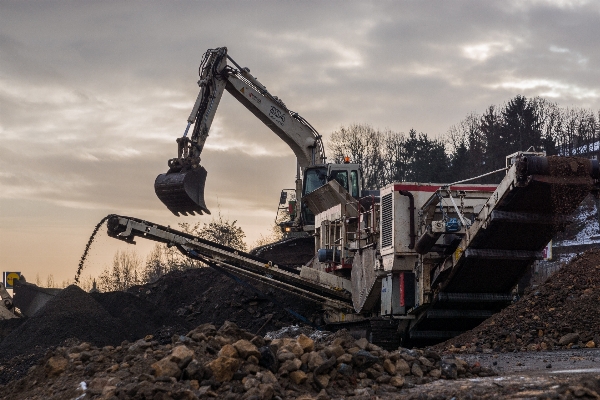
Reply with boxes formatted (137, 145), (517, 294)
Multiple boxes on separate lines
(301, 164), (362, 226)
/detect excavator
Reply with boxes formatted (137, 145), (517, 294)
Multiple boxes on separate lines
(154, 47), (361, 231)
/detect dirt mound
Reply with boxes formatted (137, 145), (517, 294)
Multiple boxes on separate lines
(0, 265), (325, 385)
(128, 266), (325, 334)
(0, 286), (125, 361)
(90, 290), (192, 343)
(438, 249), (600, 353)
(0, 285), (125, 385)
(0, 285), (192, 385)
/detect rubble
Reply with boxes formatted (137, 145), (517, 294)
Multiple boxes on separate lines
(0, 321), (494, 399)
(438, 249), (600, 354)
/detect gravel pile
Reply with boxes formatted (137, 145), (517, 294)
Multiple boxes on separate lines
(438, 249), (600, 353)
(0, 265), (325, 385)
(128, 267), (325, 334)
(0, 321), (494, 400)
(0, 285), (191, 385)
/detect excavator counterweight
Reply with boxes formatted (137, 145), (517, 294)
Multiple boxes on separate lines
(154, 166), (209, 216)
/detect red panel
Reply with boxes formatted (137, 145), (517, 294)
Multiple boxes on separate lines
(399, 272), (405, 307)
(393, 184), (497, 193)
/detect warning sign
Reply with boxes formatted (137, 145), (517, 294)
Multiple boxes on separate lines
(3, 272), (21, 289)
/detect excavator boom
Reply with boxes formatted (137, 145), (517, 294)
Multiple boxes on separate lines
(154, 47), (327, 218)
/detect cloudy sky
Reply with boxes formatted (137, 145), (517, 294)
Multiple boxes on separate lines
(1, 0), (599, 285)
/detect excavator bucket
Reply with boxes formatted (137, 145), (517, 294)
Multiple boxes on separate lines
(154, 166), (210, 216)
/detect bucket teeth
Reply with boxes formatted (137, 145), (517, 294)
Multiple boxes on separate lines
(155, 166), (210, 216)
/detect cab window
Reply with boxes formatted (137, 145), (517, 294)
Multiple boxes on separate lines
(329, 170), (349, 192)
(303, 167), (327, 195)
(350, 170), (359, 198)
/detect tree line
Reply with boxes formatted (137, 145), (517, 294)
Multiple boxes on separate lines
(329, 95), (600, 187)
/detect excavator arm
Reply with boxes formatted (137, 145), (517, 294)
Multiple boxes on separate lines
(155, 47), (326, 217)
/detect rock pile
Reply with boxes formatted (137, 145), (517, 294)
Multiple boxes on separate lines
(0, 285), (191, 385)
(438, 249), (600, 353)
(1, 321), (493, 400)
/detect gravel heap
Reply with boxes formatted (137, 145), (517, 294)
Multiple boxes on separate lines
(0, 285), (191, 385)
(0, 321), (494, 400)
(438, 249), (600, 353)
(128, 267), (325, 334)
(0, 266), (325, 385)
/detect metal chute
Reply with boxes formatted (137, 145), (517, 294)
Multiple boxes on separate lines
(154, 166), (210, 216)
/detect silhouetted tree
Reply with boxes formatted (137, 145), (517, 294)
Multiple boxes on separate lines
(328, 124), (385, 189)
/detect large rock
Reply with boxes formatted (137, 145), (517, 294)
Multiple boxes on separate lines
(352, 350), (379, 369)
(297, 334), (315, 352)
(183, 359), (205, 381)
(289, 370), (308, 385)
(383, 359), (396, 375)
(411, 362), (423, 378)
(325, 344), (345, 358)
(218, 321), (254, 341)
(152, 358), (181, 379)
(233, 339), (260, 359)
(307, 351), (325, 370)
(188, 323), (216, 339)
(315, 374), (330, 389)
(45, 356), (68, 377)
(395, 358), (410, 376)
(258, 383), (275, 400)
(389, 375), (405, 388)
(280, 358), (302, 373)
(277, 350), (297, 362)
(314, 355), (336, 375)
(258, 346), (278, 373)
(257, 370), (278, 384)
(559, 332), (580, 346)
(207, 356), (241, 382)
(218, 344), (239, 359)
(440, 360), (458, 380)
(170, 345), (194, 369)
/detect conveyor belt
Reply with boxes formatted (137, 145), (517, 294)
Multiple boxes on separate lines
(408, 155), (599, 345)
(106, 215), (353, 311)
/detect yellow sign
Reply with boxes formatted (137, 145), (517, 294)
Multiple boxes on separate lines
(4, 272), (21, 289)
(454, 247), (463, 262)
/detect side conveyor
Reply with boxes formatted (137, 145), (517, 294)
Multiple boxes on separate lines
(106, 215), (353, 312)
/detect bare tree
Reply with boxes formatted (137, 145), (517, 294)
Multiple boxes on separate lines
(182, 212), (247, 252)
(99, 249), (142, 292)
(329, 124), (385, 189)
(143, 244), (170, 284)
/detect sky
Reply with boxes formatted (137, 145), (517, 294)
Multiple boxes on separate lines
(1, 0), (600, 285)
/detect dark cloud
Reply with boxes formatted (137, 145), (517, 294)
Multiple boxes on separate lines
(1, 0), (599, 282)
